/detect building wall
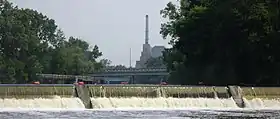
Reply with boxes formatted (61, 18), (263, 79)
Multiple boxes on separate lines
(136, 44), (152, 68)
(136, 45), (165, 68)
(151, 46), (165, 58)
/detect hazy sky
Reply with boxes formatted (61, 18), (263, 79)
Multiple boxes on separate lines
(9, 0), (174, 66)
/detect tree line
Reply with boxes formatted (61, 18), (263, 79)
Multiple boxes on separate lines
(160, 0), (280, 86)
(0, 1), (113, 83)
(3, 0), (280, 86)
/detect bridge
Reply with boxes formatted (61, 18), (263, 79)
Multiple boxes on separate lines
(37, 68), (168, 78)
(37, 68), (168, 84)
(90, 68), (168, 77)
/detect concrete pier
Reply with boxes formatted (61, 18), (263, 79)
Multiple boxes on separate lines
(227, 86), (245, 108)
(75, 85), (92, 109)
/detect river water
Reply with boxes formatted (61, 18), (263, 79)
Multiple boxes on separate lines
(0, 97), (280, 119)
(1, 109), (280, 119)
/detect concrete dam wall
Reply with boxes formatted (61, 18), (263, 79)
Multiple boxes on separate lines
(241, 87), (280, 99)
(0, 84), (280, 109)
(0, 84), (74, 98)
(88, 85), (231, 98)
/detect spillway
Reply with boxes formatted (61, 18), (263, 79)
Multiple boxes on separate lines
(243, 98), (280, 108)
(0, 96), (84, 108)
(87, 85), (237, 109)
(0, 84), (85, 109)
(0, 84), (280, 109)
(241, 87), (280, 109)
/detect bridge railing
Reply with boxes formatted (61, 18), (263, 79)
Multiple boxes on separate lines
(0, 84), (220, 87)
(0, 84), (74, 87)
(86, 84), (218, 87)
(99, 68), (167, 73)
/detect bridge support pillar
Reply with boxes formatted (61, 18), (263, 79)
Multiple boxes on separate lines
(130, 76), (135, 84)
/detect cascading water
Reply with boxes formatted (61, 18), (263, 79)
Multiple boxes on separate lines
(0, 96), (85, 109)
(0, 84), (86, 109)
(2, 85), (280, 109)
(90, 97), (238, 109)
(243, 98), (280, 109)
(240, 87), (280, 109)
(88, 86), (239, 109)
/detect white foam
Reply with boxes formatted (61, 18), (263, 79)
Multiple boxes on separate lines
(90, 97), (238, 109)
(0, 96), (84, 109)
(244, 98), (280, 109)
(2, 96), (280, 110)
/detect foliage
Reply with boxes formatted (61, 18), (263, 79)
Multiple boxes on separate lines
(99, 59), (112, 68)
(97, 59), (127, 69)
(107, 65), (127, 69)
(145, 56), (166, 68)
(161, 0), (280, 85)
(0, 1), (104, 83)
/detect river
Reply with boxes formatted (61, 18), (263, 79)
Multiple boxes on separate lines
(0, 109), (279, 119)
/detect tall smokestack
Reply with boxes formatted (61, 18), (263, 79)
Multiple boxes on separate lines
(145, 15), (149, 44)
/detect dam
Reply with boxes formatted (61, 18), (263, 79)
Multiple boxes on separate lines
(0, 84), (279, 109)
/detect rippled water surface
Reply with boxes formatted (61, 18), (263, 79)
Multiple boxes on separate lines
(1, 109), (280, 119)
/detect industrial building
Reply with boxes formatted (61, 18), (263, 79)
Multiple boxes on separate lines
(135, 15), (165, 68)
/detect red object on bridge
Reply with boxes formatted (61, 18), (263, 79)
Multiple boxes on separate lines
(32, 81), (40, 84)
(160, 82), (167, 85)
(121, 82), (128, 84)
(78, 81), (84, 85)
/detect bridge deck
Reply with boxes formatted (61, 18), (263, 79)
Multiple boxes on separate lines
(37, 68), (168, 78)
(91, 68), (168, 76)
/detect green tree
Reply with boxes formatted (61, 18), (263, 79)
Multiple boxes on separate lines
(50, 36), (103, 75)
(99, 59), (127, 70)
(0, 0), (104, 83)
(99, 59), (112, 68)
(108, 65), (127, 69)
(161, 0), (280, 85)
(145, 56), (166, 68)
(0, 1), (58, 83)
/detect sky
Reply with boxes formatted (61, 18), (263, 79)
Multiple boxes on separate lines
(9, 0), (174, 67)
